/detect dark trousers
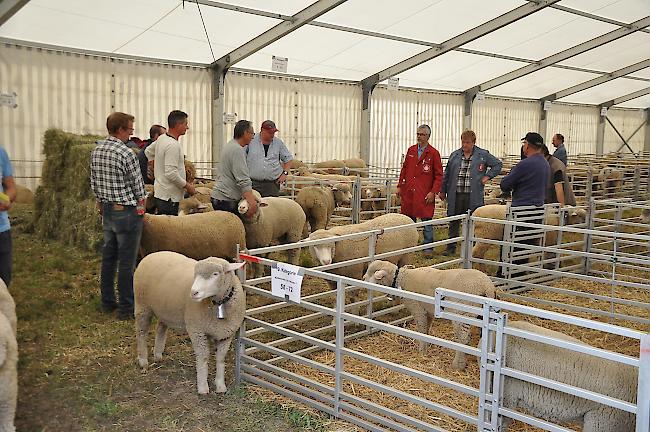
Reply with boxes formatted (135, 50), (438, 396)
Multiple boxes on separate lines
(155, 198), (179, 216)
(252, 179), (280, 197)
(497, 217), (542, 278)
(447, 192), (471, 252)
(211, 198), (239, 216)
(409, 216), (434, 251)
(0, 230), (12, 287)
(100, 204), (143, 314)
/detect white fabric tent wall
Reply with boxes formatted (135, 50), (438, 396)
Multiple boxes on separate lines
(604, 108), (647, 154)
(370, 88), (463, 168)
(472, 96), (541, 157)
(224, 71), (361, 163)
(546, 103), (599, 156)
(0, 44), (212, 189)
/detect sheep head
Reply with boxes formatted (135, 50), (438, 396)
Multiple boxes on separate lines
(332, 183), (352, 205)
(641, 208), (650, 224)
(238, 190), (266, 222)
(178, 197), (210, 216)
(307, 230), (337, 265)
(363, 260), (398, 286)
(565, 206), (587, 224)
(190, 258), (245, 302)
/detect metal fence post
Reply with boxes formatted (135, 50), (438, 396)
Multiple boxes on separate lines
(633, 167), (641, 201)
(334, 279), (344, 416)
(637, 334), (650, 432)
(586, 169), (593, 202)
(582, 198), (595, 275)
(352, 177), (361, 224)
(461, 212), (472, 269)
(235, 243), (246, 386)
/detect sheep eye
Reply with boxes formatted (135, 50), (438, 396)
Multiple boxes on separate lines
(212, 271), (220, 277)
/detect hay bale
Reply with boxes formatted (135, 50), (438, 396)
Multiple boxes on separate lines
(63, 144), (95, 200)
(32, 186), (62, 239)
(185, 159), (196, 184)
(14, 185), (34, 204)
(59, 198), (103, 252)
(41, 129), (102, 191)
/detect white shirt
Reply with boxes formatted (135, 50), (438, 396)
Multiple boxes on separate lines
(145, 134), (186, 202)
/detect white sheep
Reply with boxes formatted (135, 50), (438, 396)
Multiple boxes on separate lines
(500, 321), (636, 432)
(471, 204), (587, 272)
(178, 196), (213, 216)
(0, 310), (16, 432)
(295, 184), (352, 237)
(640, 208), (650, 224)
(238, 191), (306, 277)
(135, 251), (246, 394)
(308, 213), (418, 315)
(363, 260), (497, 370)
(0, 280), (16, 337)
(139, 211), (247, 261)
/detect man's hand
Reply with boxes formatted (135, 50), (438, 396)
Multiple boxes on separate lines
(276, 172), (288, 184)
(95, 201), (103, 216)
(425, 192), (436, 204)
(481, 175), (490, 185)
(245, 199), (258, 218)
(0, 201), (11, 212)
(185, 182), (196, 196)
(437, 192), (446, 201)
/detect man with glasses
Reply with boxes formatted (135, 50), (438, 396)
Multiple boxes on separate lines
(90, 112), (147, 320)
(145, 110), (195, 215)
(397, 124), (443, 255)
(211, 120), (258, 218)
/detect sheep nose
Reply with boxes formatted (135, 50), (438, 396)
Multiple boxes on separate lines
(191, 290), (200, 298)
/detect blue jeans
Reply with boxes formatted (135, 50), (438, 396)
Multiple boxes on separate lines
(410, 216), (434, 251)
(0, 229), (11, 287)
(100, 204), (143, 313)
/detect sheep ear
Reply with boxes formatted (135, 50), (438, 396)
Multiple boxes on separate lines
(373, 270), (387, 280)
(259, 202), (269, 207)
(226, 262), (246, 273)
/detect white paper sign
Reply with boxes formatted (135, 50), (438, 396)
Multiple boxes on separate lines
(0, 92), (17, 109)
(543, 100), (552, 111)
(223, 112), (237, 124)
(271, 263), (303, 303)
(272, 56), (288, 73)
(600, 106), (608, 117)
(387, 77), (399, 91)
(475, 91), (486, 102)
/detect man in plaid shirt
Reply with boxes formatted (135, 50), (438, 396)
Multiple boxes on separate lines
(90, 112), (146, 320)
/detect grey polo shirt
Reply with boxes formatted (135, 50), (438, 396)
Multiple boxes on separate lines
(246, 134), (293, 181)
(212, 139), (253, 202)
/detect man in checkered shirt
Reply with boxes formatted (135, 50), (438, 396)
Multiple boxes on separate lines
(90, 112), (146, 320)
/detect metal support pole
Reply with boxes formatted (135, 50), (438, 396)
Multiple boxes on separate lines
(606, 116), (638, 157)
(212, 66), (227, 177)
(461, 212), (472, 269)
(360, 83), (373, 164)
(582, 198), (595, 275)
(352, 176), (362, 224)
(596, 110), (606, 156)
(539, 101), (548, 141)
(644, 108), (650, 154)
(334, 279), (344, 416)
(463, 87), (478, 130)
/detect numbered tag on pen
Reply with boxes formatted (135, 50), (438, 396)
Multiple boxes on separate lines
(271, 263), (303, 303)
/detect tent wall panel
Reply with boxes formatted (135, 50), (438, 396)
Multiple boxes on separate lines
(604, 108), (646, 154)
(546, 103), (599, 156)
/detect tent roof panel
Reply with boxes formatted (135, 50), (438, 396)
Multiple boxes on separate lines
(616, 94), (650, 108)
(235, 25), (427, 79)
(558, 32), (650, 72)
(487, 67), (600, 99)
(317, 0), (524, 43)
(463, 8), (617, 60)
(559, 0), (650, 23)
(394, 51), (526, 91)
(559, 77), (650, 105)
(213, 0), (312, 16)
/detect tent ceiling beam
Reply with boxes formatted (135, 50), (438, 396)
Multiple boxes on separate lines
(0, 0), (30, 27)
(360, 0), (560, 89)
(601, 87), (650, 108)
(474, 15), (650, 93)
(209, 0), (347, 70)
(541, 59), (650, 103)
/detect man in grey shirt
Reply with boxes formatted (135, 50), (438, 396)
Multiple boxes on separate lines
(246, 120), (293, 197)
(211, 120), (258, 217)
(551, 133), (568, 166)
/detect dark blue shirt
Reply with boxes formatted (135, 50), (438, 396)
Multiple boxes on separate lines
(500, 153), (549, 207)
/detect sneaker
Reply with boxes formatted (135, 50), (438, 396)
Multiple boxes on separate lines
(116, 309), (134, 321)
(97, 303), (117, 314)
(442, 249), (456, 257)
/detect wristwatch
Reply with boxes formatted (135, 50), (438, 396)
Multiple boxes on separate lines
(282, 170), (289, 176)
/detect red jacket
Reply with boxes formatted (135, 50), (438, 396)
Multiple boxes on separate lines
(398, 144), (443, 218)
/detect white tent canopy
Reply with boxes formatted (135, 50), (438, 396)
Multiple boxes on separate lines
(1, 0), (649, 107)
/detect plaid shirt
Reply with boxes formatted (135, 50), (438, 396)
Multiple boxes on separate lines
(90, 136), (146, 206)
(456, 153), (472, 194)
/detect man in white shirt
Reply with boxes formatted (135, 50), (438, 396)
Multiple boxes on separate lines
(145, 110), (196, 215)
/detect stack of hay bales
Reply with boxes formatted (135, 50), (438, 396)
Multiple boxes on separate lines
(33, 129), (103, 252)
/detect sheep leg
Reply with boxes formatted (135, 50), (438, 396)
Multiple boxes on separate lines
(213, 337), (233, 393)
(411, 304), (430, 354)
(472, 241), (491, 273)
(451, 320), (471, 370)
(311, 207), (328, 231)
(135, 306), (153, 369)
(583, 409), (620, 432)
(153, 321), (168, 362)
(189, 332), (211, 394)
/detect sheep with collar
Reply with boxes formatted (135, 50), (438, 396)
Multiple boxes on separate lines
(135, 252), (246, 394)
(363, 260), (497, 370)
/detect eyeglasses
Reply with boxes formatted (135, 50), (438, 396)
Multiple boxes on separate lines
(416, 133), (428, 136)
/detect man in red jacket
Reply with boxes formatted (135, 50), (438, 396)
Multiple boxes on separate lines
(396, 124), (443, 255)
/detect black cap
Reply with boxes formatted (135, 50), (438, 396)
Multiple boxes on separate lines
(521, 132), (544, 147)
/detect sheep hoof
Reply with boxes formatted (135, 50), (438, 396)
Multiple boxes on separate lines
(452, 360), (467, 371)
(197, 384), (210, 395)
(215, 383), (227, 393)
(153, 354), (163, 362)
(138, 358), (149, 369)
